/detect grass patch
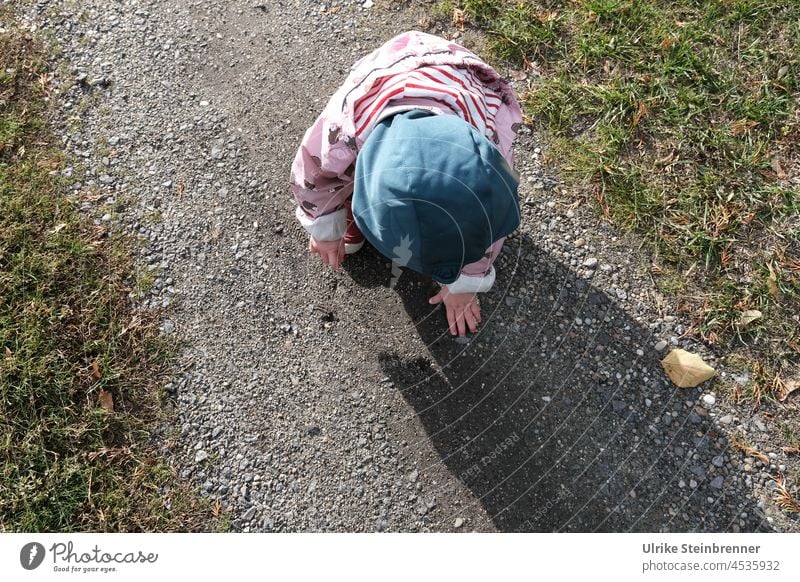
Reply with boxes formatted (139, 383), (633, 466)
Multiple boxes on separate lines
(449, 0), (799, 377)
(1, 12), (218, 531)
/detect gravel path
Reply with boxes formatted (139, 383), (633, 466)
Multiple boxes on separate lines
(23, 0), (797, 532)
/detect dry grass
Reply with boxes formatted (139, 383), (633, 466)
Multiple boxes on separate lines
(771, 474), (800, 514)
(1, 10), (221, 532)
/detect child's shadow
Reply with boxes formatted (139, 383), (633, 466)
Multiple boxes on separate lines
(372, 232), (773, 532)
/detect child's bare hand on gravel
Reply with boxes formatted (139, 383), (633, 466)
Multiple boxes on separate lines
(429, 286), (481, 337)
(309, 236), (345, 269)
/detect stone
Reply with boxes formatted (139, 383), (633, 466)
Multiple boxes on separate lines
(242, 506), (256, 521)
(689, 465), (706, 479)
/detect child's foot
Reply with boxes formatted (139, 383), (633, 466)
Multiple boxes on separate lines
(344, 198), (365, 254)
(344, 237), (365, 255)
(344, 229), (365, 254)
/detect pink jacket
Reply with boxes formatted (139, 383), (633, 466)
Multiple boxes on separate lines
(290, 31), (523, 293)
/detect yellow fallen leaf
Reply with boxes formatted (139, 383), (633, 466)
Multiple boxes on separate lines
(738, 309), (762, 327)
(779, 379), (800, 402)
(91, 359), (101, 379)
(766, 262), (780, 300)
(660, 36), (675, 49)
(772, 156), (787, 179)
(660, 349), (716, 388)
(98, 390), (114, 412)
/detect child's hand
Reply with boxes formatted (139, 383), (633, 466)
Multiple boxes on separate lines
(309, 236), (345, 269)
(429, 286), (481, 337)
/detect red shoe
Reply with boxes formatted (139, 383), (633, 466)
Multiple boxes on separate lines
(343, 198), (365, 254)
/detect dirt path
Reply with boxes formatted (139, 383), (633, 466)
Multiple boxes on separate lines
(27, 0), (794, 532)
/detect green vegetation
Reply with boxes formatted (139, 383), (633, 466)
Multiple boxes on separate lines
(1, 12), (217, 531)
(442, 0), (799, 389)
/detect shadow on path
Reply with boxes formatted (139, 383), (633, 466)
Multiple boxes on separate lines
(347, 233), (772, 532)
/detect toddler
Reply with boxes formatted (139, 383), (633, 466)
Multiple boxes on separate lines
(290, 31), (523, 336)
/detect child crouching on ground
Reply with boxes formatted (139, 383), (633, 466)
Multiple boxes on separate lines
(290, 31), (523, 337)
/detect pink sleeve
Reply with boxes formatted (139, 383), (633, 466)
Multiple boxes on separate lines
(290, 110), (357, 240)
(461, 237), (506, 278)
(494, 88), (523, 164)
(446, 237), (506, 294)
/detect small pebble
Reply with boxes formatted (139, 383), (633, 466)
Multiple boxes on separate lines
(242, 506), (256, 521)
